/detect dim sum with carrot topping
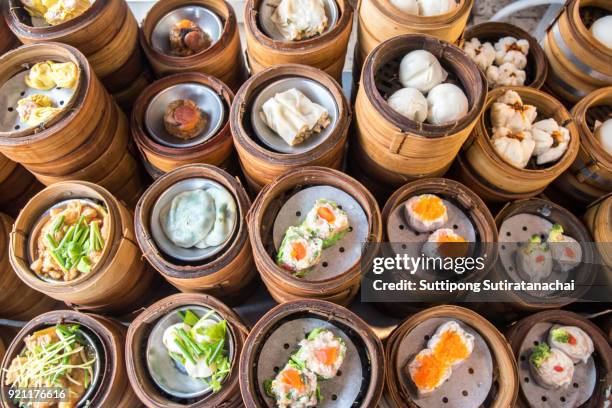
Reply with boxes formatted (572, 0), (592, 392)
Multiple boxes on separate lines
(548, 326), (594, 364)
(407, 348), (453, 396)
(294, 328), (346, 379)
(422, 228), (469, 261)
(427, 321), (474, 366)
(302, 199), (349, 248)
(404, 194), (449, 233)
(546, 224), (582, 273)
(265, 363), (320, 408)
(529, 343), (574, 389)
(276, 226), (322, 275)
(515, 234), (553, 283)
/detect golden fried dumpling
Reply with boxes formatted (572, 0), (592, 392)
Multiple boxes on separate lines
(16, 94), (62, 127)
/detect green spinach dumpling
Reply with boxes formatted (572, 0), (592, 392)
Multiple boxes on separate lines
(195, 187), (237, 249)
(161, 189), (216, 248)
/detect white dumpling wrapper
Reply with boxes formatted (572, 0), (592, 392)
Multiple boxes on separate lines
(494, 36), (529, 69)
(486, 63), (526, 87)
(387, 87), (428, 122)
(490, 90), (537, 131)
(162, 323), (192, 355)
(594, 119), (612, 155)
(536, 123), (570, 165)
(426, 83), (468, 125)
(463, 38), (496, 71)
(270, 0), (328, 41)
(417, 0), (457, 16)
(195, 187), (237, 248)
(162, 189), (216, 248)
(389, 0), (418, 14)
(491, 127), (535, 169)
(399, 50), (448, 92)
(590, 15), (612, 50)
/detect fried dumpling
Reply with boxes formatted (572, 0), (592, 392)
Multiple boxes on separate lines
(161, 189), (216, 248)
(270, 0), (328, 41)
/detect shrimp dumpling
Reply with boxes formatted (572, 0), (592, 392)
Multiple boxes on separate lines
(515, 234), (553, 283)
(161, 189), (216, 248)
(532, 119), (570, 165)
(271, 0), (328, 41)
(549, 326), (594, 364)
(195, 187), (237, 249)
(530, 344), (574, 389)
(486, 63), (526, 87)
(547, 224), (582, 272)
(463, 38), (496, 71)
(494, 36), (529, 69)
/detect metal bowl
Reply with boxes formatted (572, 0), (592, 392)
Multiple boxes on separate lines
(250, 77), (339, 154)
(146, 305), (234, 399)
(258, 0), (339, 41)
(150, 178), (238, 263)
(145, 83), (225, 148)
(151, 6), (223, 56)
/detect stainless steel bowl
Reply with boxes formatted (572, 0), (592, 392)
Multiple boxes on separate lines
(250, 77), (338, 154)
(145, 83), (225, 148)
(258, 0), (339, 41)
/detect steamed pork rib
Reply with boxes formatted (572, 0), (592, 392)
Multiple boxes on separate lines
(30, 200), (108, 281)
(169, 19), (212, 56)
(163, 99), (207, 140)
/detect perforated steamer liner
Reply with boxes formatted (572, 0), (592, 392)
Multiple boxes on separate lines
(239, 299), (385, 407)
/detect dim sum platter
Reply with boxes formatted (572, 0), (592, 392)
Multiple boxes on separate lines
(257, 0), (339, 41)
(250, 77), (339, 154)
(256, 317), (364, 407)
(146, 305), (235, 398)
(396, 318), (493, 408)
(150, 178), (237, 262)
(151, 6), (223, 55)
(0, 70), (76, 133)
(517, 322), (596, 408)
(145, 83), (225, 148)
(272, 185), (368, 280)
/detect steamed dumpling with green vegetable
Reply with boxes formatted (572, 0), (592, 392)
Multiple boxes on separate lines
(549, 326), (594, 364)
(162, 189), (216, 248)
(303, 199), (350, 248)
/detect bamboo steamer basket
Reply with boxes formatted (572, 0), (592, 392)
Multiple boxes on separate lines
(0, 213), (58, 320)
(542, 0), (612, 104)
(135, 165), (256, 302)
(506, 310), (612, 408)
(0, 43), (145, 206)
(463, 22), (548, 89)
(0, 17), (18, 55)
(3, 0), (151, 108)
(132, 73), (235, 178)
(354, 0), (473, 77)
(244, 0), (353, 82)
(140, 0), (246, 92)
(0, 327), (18, 364)
(354, 35), (486, 189)
(231, 64), (350, 193)
(9, 181), (154, 314)
(126, 293), (248, 407)
(458, 86), (580, 203)
(0, 154), (42, 218)
(240, 299), (385, 407)
(385, 305), (518, 407)
(583, 193), (612, 268)
(0, 310), (141, 407)
(547, 87), (612, 210)
(247, 166), (381, 306)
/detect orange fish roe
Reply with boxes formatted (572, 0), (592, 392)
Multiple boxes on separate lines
(431, 331), (470, 365)
(412, 352), (451, 391)
(412, 195), (446, 221)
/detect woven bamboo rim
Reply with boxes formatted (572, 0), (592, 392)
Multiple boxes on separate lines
(493, 197), (595, 311)
(244, 0), (353, 81)
(354, 34), (486, 182)
(506, 309), (612, 408)
(126, 293), (248, 407)
(543, 0), (612, 103)
(385, 305), (519, 408)
(9, 181), (153, 314)
(463, 86), (580, 196)
(463, 22), (548, 89)
(132, 73), (235, 176)
(240, 299), (385, 407)
(231, 64), (350, 192)
(140, 0), (246, 91)
(135, 164), (257, 301)
(0, 213), (58, 320)
(247, 166), (381, 306)
(583, 193), (612, 267)
(0, 310), (141, 407)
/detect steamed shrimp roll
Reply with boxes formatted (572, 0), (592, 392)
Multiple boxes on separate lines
(295, 328), (347, 379)
(303, 199), (350, 248)
(276, 226), (322, 275)
(265, 363), (320, 408)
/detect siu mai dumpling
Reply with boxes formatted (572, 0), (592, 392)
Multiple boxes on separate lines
(530, 343), (574, 389)
(549, 326), (594, 364)
(546, 224), (582, 272)
(408, 348), (452, 396)
(427, 321), (475, 366)
(260, 88), (330, 146)
(422, 228), (469, 261)
(491, 127), (535, 169)
(16, 94), (62, 127)
(44, 0), (91, 25)
(161, 189), (216, 248)
(195, 187), (237, 248)
(404, 194), (448, 233)
(271, 0), (328, 41)
(25, 61), (56, 90)
(515, 234), (553, 283)
(490, 90), (537, 131)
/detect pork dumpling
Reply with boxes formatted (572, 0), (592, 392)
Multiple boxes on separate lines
(44, 0), (91, 25)
(399, 50), (448, 93)
(387, 87), (428, 122)
(389, 0), (418, 14)
(302, 199), (350, 247)
(418, 0), (457, 16)
(426, 83), (469, 125)
(161, 189), (216, 248)
(408, 348), (452, 396)
(49, 61), (78, 89)
(547, 224), (582, 272)
(515, 234), (553, 283)
(427, 321), (475, 366)
(532, 120), (570, 165)
(404, 194), (448, 233)
(24, 61), (56, 90)
(16, 94), (62, 127)
(594, 119), (612, 155)
(195, 187), (237, 248)
(463, 38), (496, 71)
(549, 326), (594, 364)
(295, 328), (347, 379)
(490, 90), (537, 131)
(271, 0), (328, 41)
(276, 226), (323, 274)
(494, 36), (529, 69)
(422, 228), (469, 262)
(486, 63), (526, 87)
(530, 344), (574, 389)
(491, 127), (535, 169)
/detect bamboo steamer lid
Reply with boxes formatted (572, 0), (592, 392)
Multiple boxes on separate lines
(0, 310), (141, 407)
(9, 181), (154, 314)
(0, 213), (58, 320)
(583, 193), (612, 268)
(543, 0), (612, 103)
(126, 293), (248, 407)
(132, 73), (235, 179)
(231, 64), (350, 193)
(135, 164), (256, 302)
(459, 86), (580, 202)
(244, 0), (353, 82)
(2, 0), (151, 108)
(247, 166), (381, 306)
(354, 0), (473, 76)
(463, 22), (548, 89)
(385, 305), (518, 407)
(354, 34), (486, 186)
(506, 310), (612, 408)
(140, 0), (247, 92)
(240, 299), (385, 407)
